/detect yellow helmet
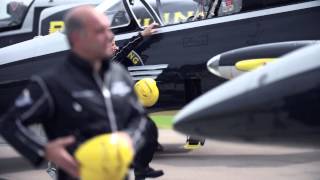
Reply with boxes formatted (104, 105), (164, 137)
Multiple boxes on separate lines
(75, 133), (134, 180)
(134, 78), (159, 107)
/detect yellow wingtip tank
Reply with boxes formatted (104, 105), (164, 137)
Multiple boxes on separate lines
(235, 58), (275, 71)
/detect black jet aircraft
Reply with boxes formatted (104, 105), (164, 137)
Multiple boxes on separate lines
(174, 44), (320, 147)
(0, 0), (320, 116)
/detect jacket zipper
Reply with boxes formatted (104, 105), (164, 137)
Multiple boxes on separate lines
(92, 72), (118, 132)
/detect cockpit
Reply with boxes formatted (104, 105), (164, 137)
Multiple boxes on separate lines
(96, 0), (243, 34)
(106, 0), (242, 26)
(0, 0), (33, 29)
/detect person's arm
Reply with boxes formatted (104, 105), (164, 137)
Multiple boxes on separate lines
(0, 76), (79, 177)
(112, 23), (159, 64)
(0, 76), (54, 166)
(112, 33), (144, 63)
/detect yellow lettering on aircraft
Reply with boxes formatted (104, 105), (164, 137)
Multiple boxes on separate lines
(163, 12), (170, 24)
(187, 11), (194, 18)
(137, 11), (196, 26)
(49, 21), (65, 34)
(174, 11), (194, 24)
(143, 18), (151, 27)
(49, 11), (196, 34)
(173, 11), (188, 22)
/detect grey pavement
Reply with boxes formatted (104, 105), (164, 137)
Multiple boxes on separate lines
(1, 130), (320, 180)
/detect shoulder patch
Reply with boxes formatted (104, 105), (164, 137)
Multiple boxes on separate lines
(111, 81), (131, 97)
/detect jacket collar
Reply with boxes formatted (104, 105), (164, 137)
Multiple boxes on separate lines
(67, 51), (111, 76)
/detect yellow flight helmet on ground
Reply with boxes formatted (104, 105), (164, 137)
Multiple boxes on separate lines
(134, 78), (159, 107)
(75, 133), (134, 180)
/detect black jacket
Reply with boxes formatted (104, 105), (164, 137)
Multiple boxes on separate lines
(0, 52), (148, 167)
(112, 33), (144, 66)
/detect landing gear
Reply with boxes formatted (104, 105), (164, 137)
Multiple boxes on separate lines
(200, 139), (205, 146)
(184, 136), (205, 149)
(183, 78), (205, 149)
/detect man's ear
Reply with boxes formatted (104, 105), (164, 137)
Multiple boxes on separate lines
(69, 31), (79, 45)
(70, 30), (84, 45)
(78, 29), (87, 38)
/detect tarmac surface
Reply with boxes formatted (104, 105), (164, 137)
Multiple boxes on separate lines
(1, 129), (320, 180)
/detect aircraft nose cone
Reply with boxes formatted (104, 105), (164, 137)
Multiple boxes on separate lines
(207, 55), (221, 77)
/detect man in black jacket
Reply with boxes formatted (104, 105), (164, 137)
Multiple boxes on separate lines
(111, 23), (164, 180)
(0, 6), (150, 180)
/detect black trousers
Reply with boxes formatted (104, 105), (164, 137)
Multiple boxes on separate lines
(134, 117), (159, 169)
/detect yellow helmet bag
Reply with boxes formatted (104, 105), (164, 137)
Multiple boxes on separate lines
(134, 78), (159, 107)
(75, 133), (134, 180)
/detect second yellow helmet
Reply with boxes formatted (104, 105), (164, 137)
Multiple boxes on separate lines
(134, 78), (159, 107)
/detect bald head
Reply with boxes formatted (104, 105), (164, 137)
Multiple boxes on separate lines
(64, 6), (114, 63)
(64, 6), (96, 45)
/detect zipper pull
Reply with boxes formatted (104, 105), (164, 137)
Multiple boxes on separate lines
(102, 88), (111, 98)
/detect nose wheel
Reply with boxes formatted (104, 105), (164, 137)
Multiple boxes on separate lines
(184, 136), (205, 149)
